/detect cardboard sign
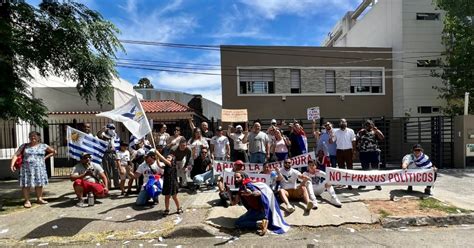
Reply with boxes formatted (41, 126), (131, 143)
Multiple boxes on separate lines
(307, 107), (320, 120)
(327, 167), (436, 186)
(221, 109), (248, 122)
(212, 151), (316, 175)
(223, 171), (271, 189)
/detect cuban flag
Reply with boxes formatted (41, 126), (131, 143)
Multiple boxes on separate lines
(243, 180), (290, 234)
(96, 95), (152, 139)
(67, 126), (108, 165)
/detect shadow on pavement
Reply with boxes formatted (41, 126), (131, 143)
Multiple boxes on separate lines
(389, 189), (428, 200)
(206, 216), (236, 230)
(23, 217), (98, 239)
(49, 199), (105, 208)
(117, 210), (164, 222)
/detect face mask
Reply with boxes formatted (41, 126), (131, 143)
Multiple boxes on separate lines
(340, 124), (347, 129)
(107, 129), (116, 137)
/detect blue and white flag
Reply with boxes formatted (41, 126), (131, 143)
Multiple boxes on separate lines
(96, 95), (152, 139)
(67, 126), (108, 165)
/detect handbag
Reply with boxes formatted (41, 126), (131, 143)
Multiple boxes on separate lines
(14, 144), (27, 169)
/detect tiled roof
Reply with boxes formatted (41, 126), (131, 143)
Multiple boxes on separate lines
(141, 100), (193, 113)
(49, 111), (101, 115)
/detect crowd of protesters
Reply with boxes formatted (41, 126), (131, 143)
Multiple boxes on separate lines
(9, 118), (437, 236)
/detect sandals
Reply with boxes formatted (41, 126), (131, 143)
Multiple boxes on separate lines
(177, 207), (184, 214)
(23, 201), (32, 208)
(37, 199), (48, 204)
(163, 209), (170, 217)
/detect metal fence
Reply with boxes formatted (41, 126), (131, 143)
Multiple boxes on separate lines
(1, 116), (454, 177)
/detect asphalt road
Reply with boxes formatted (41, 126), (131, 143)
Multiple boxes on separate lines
(31, 224), (474, 248)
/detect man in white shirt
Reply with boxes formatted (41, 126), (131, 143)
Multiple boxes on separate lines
(331, 119), (356, 189)
(70, 153), (108, 207)
(210, 126), (230, 161)
(228, 124), (248, 162)
(276, 159), (313, 213)
(134, 151), (164, 206)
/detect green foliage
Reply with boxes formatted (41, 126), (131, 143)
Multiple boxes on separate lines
(419, 197), (471, 214)
(433, 0), (474, 115)
(0, 1), (124, 126)
(134, 77), (154, 89)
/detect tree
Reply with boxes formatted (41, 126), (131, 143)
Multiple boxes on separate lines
(133, 77), (154, 89)
(433, 0), (474, 115)
(0, 1), (124, 125)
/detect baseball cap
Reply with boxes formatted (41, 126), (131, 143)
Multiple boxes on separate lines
(234, 160), (244, 165)
(146, 150), (157, 157)
(216, 126), (223, 131)
(81, 152), (92, 158)
(271, 119), (277, 124)
(236, 125), (243, 130)
(412, 144), (423, 150)
(106, 123), (116, 129)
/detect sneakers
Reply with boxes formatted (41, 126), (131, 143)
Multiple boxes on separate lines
(312, 201), (319, 210)
(257, 219), (268, 236)
(347, 185), (353, 190)
(407, 186), (413, 192)
(375, 186), (382, 191)
(306, 201), (314, 211)
(286, 204), (295, 213)
(330, 197), (342, 208)
(358, 186), (366, 190)
(76, 200), (86, 208)
(424, 187), (432, 195)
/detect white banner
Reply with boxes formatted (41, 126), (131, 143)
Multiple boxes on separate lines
(213, 151), (315, 175)
(97, 95), (151, 139)
(223, 171), (271, 189)
(326, 167), (436, 186)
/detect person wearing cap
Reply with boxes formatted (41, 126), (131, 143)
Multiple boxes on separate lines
(116, 142), (134, 195)
(401, 144), (438, 195)
(356, 119), (385, 191)
(317, 121), (338, 168)
(331, 118), (356, 190)
(266, 119), (278, 144)
(97, 123), (121, 189)
(170, 138), (192, 187)
(244, 121), (270, 163)
(210, 126), (230, 161)
(70, 153), (109, 207)
(228, 123), (249, 162)
(133, 150), (164, 206)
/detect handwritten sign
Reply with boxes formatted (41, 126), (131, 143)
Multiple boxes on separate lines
(221, 109), (248, 122)
(223, 171), (271, 189)
(307, 107), (320, 120)
(327, 167), (436, 186)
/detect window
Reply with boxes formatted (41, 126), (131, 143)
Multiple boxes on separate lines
(418, 106), (441, 114)
(290, 69), (301, 93)
(239, 69), (275, 94)
(417, 60), (440, 67)
(325, 70), (336, 93)
(350, 70), (382, 93)
(416, 13), (440, 20)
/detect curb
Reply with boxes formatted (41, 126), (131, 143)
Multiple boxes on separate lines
(381, 214), (474, 228)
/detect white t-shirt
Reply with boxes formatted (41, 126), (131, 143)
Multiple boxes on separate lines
(274, 138), (288, 153)
(71, 163), (104, 183)
(157, 132), (170, 146)
(211, 135), (229, 157)
(279, 168), (301, 190)
(188, 137), (209, 159)
(136, 161), (163, 186)
(229, 132), (248, 151)
(303, 171), (327, 187)
(332, 128), (356, 150)
(116, 150), (130, 166)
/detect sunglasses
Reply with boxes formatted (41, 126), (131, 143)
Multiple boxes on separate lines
(175, 129), (180, 131)
(284, 162), (291, 165)
(414, 149), (422, 152)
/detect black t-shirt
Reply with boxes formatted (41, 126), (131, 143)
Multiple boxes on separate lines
(191, 156), (212, 178)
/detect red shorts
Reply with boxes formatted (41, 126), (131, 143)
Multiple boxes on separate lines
(73, 179), (106, 198)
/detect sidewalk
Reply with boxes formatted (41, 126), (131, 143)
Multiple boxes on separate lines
(0, 169), (472, 244)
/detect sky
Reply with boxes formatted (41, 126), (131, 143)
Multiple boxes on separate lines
(30, 0), (363, 105)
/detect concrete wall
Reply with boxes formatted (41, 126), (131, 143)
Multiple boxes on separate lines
(454, 115), (474, 168)
(221, 46), (392, 120)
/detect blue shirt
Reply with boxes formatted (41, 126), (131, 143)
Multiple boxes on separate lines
(318, 132), (337, 156)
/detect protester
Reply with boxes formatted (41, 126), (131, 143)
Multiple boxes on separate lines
(154, 124), (170, 154)
(232, 171), (290, 236)
(167, 126), (183, 152)
(303, 159), (342, 209)
(357, 119), (385, 190)
(115, 142), (134, 195)
(271, 129), (291, 161)
(156, 151), (183, 216)
(82, 123), (95, 137)
(331, 118), (356, 189)
(170, 138), (192, 187)
(97, 123), (120, 189)
(260, 163), (278, 191)
(289, 122), (308, 157)
(70, 153), (109, 207)
(402, 144), (438, 195)
(228, 124), (249, 162)
(275, 159), (313, 213)
(244, 121), (270, 163)
(191, 147), (214, 191)
(210, 126), (231, 161)
(188, 118), (213, 146)
(188, 127), (209, 162)
(318, 121), (338, 168)
(134, 150), (163, 206)
(217, 160), (244, 207)
(10, 131), (56, 208)
(312, 119), (321, 149)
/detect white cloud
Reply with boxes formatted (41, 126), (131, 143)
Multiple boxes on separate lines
(239, 0), (359, 19)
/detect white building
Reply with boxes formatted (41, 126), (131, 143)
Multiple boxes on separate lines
(323, 0), (445, 117)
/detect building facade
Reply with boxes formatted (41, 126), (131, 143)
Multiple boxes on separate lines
(323, 0), (445, 117)
(221, 45), (393, 120)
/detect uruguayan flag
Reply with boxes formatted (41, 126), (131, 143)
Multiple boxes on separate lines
(96, 95), (151, 139)
(246, 182), (290, 234)
(67, 126), (108, 165)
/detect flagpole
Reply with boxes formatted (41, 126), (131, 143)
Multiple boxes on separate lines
(135, 94), (156, 149)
